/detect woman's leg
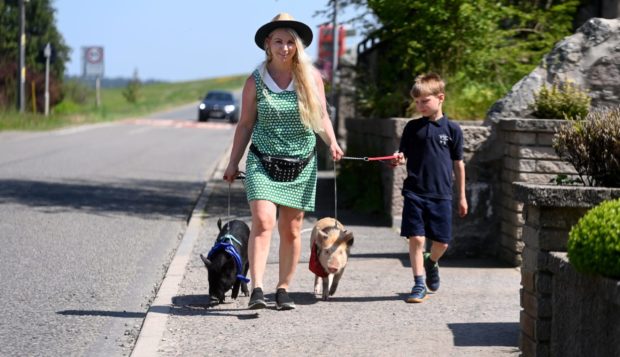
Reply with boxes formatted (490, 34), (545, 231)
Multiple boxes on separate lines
(276, 205), (304, 290)
(248, 200), (277, 290)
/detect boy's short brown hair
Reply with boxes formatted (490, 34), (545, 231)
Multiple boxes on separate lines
(410, 73), (445, 98)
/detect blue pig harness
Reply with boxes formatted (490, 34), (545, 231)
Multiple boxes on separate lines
(207, 233), (250, 283)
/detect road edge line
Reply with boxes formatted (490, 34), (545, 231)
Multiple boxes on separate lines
(130, 145), (231, 357)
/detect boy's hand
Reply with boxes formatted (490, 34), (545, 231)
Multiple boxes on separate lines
(390, 152), (405, 168)
(458, 197), (468, 217)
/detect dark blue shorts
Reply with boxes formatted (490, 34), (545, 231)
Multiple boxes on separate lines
(400, 191), (452, 243)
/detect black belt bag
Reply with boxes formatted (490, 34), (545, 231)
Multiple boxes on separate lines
(250, 144), (314, 182)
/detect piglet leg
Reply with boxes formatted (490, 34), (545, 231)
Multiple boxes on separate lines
(329, 268), (345, 296)
(314, 275), (322, 295)
(231, 280), (241, 300)
(322, 274), (333, 301)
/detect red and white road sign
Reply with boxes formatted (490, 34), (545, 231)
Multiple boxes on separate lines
(82, 46), (104, 77)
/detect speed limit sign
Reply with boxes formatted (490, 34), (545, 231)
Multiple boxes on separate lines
(85, 47), (103, 64)
(82, 46), (104, 77)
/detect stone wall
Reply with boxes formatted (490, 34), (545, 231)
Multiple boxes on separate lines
(547, 253), (620, 357)
(344, 117), (588, 263)
(513, 183), (620, 357)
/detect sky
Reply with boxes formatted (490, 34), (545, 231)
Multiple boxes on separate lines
(54, 0), (369, 82)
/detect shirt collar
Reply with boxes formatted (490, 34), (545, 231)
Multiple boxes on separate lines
(257, 63), (295, 93)
(424, 114), (446, 127)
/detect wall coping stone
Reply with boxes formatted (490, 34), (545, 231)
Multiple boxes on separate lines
(513, 182), (620, 207)
(548, 252), (620, 306)
(498, 118), (566, 132)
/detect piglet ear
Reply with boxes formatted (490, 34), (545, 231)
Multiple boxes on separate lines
(200, 253), (212, 267)
(217, 218), (223, 231)
(318, 230), (329, 241)
(343, 231), (354, 246)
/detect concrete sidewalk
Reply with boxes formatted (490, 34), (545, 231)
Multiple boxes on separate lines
(133, 162), (522, 356)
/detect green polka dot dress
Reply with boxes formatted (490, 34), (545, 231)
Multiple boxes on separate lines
(245, 67), (317, 211)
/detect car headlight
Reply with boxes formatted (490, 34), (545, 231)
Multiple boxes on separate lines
(224, 105), (235, 113)
(199, 103), (206, 110)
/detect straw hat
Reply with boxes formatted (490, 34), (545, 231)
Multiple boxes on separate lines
(254, 13), (313, 49)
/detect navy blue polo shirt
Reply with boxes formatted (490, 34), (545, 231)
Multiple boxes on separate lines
(399, 115), (464, 200)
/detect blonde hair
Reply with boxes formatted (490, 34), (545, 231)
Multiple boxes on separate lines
(264, 29), (324, 132)
(410, 73), (445, 98)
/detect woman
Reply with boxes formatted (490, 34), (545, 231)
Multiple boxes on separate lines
(223, 13), (343, 310)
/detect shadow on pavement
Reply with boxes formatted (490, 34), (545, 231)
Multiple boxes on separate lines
(0, 178), (202, 220)
(203, 179), (251, 220)
(350, 252), (410, 267)
(57, 310), (146, 318)
(151, 303), (261, 319)
(439, 258), (517, 269)
(448, 322), (519, 347)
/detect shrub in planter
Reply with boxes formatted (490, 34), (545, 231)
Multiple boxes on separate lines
(553, 107), (620, 187)
(568, 198), (620, 279)
(531, 82), (590, 120)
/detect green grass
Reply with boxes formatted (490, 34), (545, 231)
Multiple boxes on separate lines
(0, 74), (247, 131)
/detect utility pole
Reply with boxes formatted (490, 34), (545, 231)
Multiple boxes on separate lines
(330, 0), (339, 135)
(18, 0), (26, 113)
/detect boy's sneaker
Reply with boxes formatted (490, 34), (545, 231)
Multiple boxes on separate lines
(275, 288), (296, 310)
(248, 287), (267, 310)
(406, 285), (427, 303)
(424, 252), (440, 292)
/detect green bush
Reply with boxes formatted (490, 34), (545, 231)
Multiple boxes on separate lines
(553, 107), (620, 187)
(53, 99), (81, 114)
(61, 80), (93, 105)
(567, 198), (620, 279)
(122, 69), (142, 104)
(531, 82), (590, 120)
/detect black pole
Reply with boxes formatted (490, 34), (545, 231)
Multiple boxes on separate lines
(18, 0), (26, 112)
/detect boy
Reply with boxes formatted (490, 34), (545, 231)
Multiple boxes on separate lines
(391, 73), (468, 303)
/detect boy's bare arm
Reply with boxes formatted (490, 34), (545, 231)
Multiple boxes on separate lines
(454, 160), (468, 217)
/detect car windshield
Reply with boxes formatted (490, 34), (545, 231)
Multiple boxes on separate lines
(205, 92), (233, 101)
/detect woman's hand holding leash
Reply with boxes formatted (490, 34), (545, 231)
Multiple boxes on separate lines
(330, 142), (344, 161)
(223, 164), (240, 183)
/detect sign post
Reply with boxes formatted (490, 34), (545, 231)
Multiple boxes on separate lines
(44, 42), (51, 116)
(82, 46), (104, 107)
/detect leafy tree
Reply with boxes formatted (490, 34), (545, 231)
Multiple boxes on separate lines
(0, 0), (70, 110)
(326, 0), (581, 118)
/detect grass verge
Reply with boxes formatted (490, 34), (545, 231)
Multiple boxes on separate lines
(0, 74), (247, 131)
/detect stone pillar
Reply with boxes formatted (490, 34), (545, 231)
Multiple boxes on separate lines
(513, 182), (620, 356)
(496, 119), (576, 266)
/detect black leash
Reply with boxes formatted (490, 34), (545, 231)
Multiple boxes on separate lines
(226, 171), (246, 234)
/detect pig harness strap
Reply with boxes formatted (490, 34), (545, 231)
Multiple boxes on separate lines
(207, 235), (250, 283)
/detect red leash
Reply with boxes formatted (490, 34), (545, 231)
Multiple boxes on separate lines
(341, 154), (399, 162)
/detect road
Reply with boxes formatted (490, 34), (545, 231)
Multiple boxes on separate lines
(0, 104), (235, 356)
